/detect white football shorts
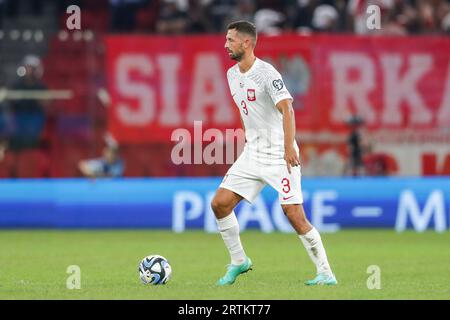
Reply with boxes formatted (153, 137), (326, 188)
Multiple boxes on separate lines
(219, 151), (303, 205)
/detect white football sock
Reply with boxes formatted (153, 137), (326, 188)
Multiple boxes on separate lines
(299, 227), (332, 276)
(216, 211), (247, 265)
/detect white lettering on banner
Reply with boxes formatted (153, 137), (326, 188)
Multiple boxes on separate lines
(381, 54), (433, 125)
(395, 190), (446, 232)
(311, 191), (340, 233)
(173, 191), (203, 232)
(330, 53), (376, 124)
(112, 50), (449, 132)
(238, 196), (274, 233)
(187, 54), (235, 124)
(116, 54), (154, 126)
(157, 55), (182, 125)
(437, 62), (450, 126)
(172, 190), (343, 233)
(271, 200), (294, 232)
(329, 53), (449, 128)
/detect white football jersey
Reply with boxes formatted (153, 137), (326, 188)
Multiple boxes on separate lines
(227, 57), (299, 165)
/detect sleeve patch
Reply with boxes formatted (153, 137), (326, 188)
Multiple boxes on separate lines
(272, 79), (284, 91)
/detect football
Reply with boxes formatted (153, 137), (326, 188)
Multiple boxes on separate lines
(138, 254), (172, 285)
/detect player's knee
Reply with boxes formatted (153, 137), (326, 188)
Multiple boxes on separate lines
(211, 196), (229, 215)
(211, 198), (220, 213)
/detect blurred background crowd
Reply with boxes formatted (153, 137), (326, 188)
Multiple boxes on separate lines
(1, 0), (449, 35)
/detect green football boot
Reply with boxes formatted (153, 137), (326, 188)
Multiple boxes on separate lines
(305, 273), (338, 286)
(217, 257), (253, 286)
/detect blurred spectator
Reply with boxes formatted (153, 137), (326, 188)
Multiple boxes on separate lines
(224, 0), (256, 29)
(78, 134), (124, 178)
(0, 55), (51, 177)
(292, 0), (319, 33)
(0, 0), (4, 27)
(291, 0), (347, 33)
(8, 55), (48, 152)
(333, 0), (350, 32)
(208, 0), (237, 32)
(254, 8), (286, 35)
(38, 0), (448, 35)
(312, 4), (339, 31)
(0, 100), (12, 151)
(377, 0), (418, 35)
(110, 0), (146, 33)
(443, 11), (450, 33)
(156, 0), (189, 34)
(346, 0), (450, 35)
(186, 0), (213, 33)
(0, 140), (6, 162)
(344, 115), (366, 176)
(417, 0), (450, 34)
(3, 0), (44, 17)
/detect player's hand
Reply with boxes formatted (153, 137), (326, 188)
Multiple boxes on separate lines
(284, 146), (300, 174)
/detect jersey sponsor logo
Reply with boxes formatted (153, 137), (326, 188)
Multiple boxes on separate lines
(272, 79), (284, 91)
(282, 195), (294, 201)
(247, 89), (256, 101)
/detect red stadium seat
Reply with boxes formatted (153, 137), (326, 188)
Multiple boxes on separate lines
(0, 152), (16, 178)
(54, 142), (92, 177)
(121, 145), (147, 177)
(16, 149), (51, 178)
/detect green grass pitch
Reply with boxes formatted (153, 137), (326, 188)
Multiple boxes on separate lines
(0, 229), (449, 299)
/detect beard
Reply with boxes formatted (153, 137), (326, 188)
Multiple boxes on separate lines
(229, 49), (245, 62)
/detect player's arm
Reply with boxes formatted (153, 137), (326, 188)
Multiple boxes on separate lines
(276, 99), (300, 174)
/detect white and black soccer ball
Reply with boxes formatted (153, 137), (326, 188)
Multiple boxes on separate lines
(138, 255), (172, 285)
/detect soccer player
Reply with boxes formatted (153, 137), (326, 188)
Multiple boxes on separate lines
(211, 21), (337, 286)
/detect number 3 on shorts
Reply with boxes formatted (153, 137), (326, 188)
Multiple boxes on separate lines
(281, 178), (290, 193)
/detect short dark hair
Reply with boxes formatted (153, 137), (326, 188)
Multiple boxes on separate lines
(227, 20), (257, 42)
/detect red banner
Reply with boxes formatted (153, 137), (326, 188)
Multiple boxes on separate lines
(106, 34), (318, 141)
(106, 34), (450, 175)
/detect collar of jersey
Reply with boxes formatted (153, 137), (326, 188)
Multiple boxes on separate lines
(237, 57), (259, 76)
